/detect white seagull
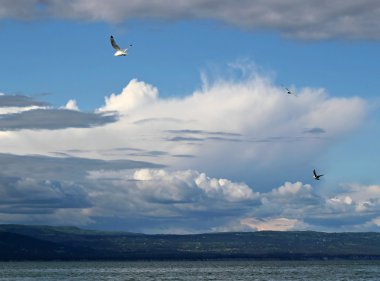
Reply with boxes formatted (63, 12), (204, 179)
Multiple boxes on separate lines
(313, 169), (324, 180)
(110, 35), (132, 57)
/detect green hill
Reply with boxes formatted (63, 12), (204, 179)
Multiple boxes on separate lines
(1, 225), (380, 260)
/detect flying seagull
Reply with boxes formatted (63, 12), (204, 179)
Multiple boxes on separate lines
(313, 169), (323, 180)
(285, 87), (296, 96)
(110, 35), (132, 57)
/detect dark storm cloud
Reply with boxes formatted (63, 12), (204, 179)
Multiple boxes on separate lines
(0, 176), (90, 214)
(305, 213), (377, 228)
(111, 147), (144, 152)
(83, 168), (259, 233)
(2, 1), (380, 40)
(246, 135), (327, 144)
(65, 149), (93, 153)
(0, 153), (163, 220)
(0, 95), (48, 107)
(116, 148), (168, 157)
(0, 0), (43, 19)
(0, 108), (118, 130)
(167, 136), (204, 142)
(0, 153), (162, 181)
(98, 147), (170, 158)
(50, 152), (72, 157)
(167, 129), (242, 137)
(207, 136), (243, 142)
(172, 154), (196, 158)
(166, 130), (324, 144)
(133, 117), (186, 125)
(0, 152), (379, 232)
(166, 129), (243, 143)
(129, 150), (168, 157)
(303, 127), (326, 134)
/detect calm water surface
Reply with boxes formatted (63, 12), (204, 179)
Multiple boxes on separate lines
(0, 260), (379, 280)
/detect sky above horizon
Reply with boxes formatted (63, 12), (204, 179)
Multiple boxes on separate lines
(0, 0), (380, 233)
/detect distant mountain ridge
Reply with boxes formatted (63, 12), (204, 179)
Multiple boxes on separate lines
(1, 224), (380, 260)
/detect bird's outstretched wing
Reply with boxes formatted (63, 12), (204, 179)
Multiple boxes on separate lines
(110, 36), (121, 50)
(313, 169), (317, 177)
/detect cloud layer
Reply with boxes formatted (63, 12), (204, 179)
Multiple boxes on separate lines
(0, 67), (373, 233)
(1, 158), (380, 233)
(0, 94), (48, 108)
(93, 76), (365, 188)
(2, 0), (380, 39)
(0, 109), (118, 131)
(0, 95), (118, 130)
(0, 73), (366, 187)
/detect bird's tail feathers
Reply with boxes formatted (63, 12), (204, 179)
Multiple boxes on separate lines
(124, 44), (133, 52)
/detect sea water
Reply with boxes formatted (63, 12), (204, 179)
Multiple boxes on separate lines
(0, 260), (379, 280)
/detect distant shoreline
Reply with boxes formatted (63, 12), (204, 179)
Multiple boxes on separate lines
(1, 225), (380, 261)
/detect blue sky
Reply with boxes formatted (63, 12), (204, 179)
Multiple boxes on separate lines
(0, 0), (379, 233)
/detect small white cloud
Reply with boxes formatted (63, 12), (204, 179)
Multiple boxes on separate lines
(63, 99), (79, 111)
(133, 168), (167, 181)
(344, 196), (353, 205)
(329, 184), (380, 213)
(328, 196), (353, 205)
(371, 217), (380, 227)
(98, 79), (158, 113)
(241, 217), (300, 231)
(271, 181), (312, 196)
(195, 172), (257, 202)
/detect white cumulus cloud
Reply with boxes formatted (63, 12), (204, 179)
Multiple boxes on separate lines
(63, 99), (79, 111)
(0, 64), (374, 233)
(98, 79), (158, 113)
(88, 168), (258, 204)
(0, 70), (367, 190)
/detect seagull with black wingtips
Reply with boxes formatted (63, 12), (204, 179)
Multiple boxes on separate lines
(313, 169), (323, 180)
(110, 35), (132, 57)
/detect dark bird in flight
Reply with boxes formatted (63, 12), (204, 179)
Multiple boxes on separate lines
(285, 87), (295, 95)
(313, 169), (323, 180)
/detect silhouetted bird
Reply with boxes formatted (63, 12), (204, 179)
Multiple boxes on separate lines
(313, 169), (323, 180)
(285, 88), (296, 95)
